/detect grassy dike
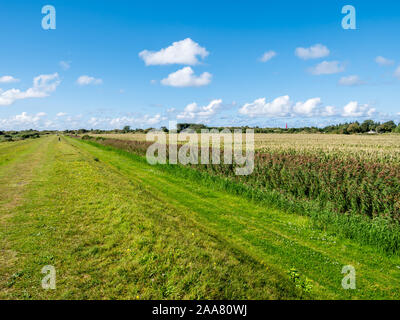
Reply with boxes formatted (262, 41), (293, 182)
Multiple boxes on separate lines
(1, 135), (400, 299)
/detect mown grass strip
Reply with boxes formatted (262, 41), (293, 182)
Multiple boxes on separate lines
(0, 138), (43, 168)
(1, 136), (305, 300)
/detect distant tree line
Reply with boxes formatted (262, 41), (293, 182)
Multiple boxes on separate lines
(169, 120), (400, 134)
(0, 129), (44, 142)
(3, 120), (400, 137)
(59, 119), (400, 135)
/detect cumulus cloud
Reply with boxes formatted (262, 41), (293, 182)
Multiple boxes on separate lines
(15, 112), (46, 123)
(0, 73), (60, 106)
(115, 114), (163, 126)
(260, 51), (277, 62)
(76, 75), (103, 86)
(0, 75), (19, 83)
(309, 61), (345, 75)
(161, 67), (212, 87)
(338, 75), (364, 86)
(295, 44), (330, 60)
(342, 101), (376, 117)
(177, 99), (222, 121)
(239, 96), (376, 119)
(321, 106), (337, 117)
(89, 114), (166, 128)
(0, 111), (171, 130)
(139, 38), (209, 66)
(240, 96), (324, 118)
(375, 56), (394, 66)
(239, 96), (292, 117)
(293, 98), (322, 116)
(0, 112), (49, 130)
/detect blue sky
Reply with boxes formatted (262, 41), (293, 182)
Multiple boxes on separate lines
(1, 0), (400, 130)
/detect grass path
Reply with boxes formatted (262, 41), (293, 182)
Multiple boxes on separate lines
(1, 136), (400, 299)
(0, 137), (55, 297)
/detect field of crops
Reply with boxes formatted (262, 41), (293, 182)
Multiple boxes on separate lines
(87, 133), (400, 162)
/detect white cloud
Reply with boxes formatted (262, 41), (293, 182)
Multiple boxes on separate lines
(0, 112), (48, 130)
(239, 96), (291, 117)
(145, 114), (164, 126)
(30, 73), (60, 94)
(102, 114), (165, 128)
(76, 75), (103, 86)
(260, 51), (277, 62)
(0, 110), (171, 130)
(59, 61), (71, 70)
(139, 38), (209, 66)
(338, 75), (364, 86)
(394, 66), (400, 79)
(0, 75), (19, 83)
(161, 67), (212, 87)
(375, 56), (394, 66)
(14, 112), (46, 123)
(293, 98), (322, 116)
(239, 96), (324, 118)
(0, 73), (60, 106)
(342, 101), (376, 117)
(321, 106), (337, 117)
(309, 61), (345, 75)
(239, 96), (377, 119)
(177, 99), (222, 121)
(295, 44), (330, 60)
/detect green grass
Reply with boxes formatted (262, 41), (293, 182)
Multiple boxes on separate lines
(1, 135), (400, 299)
(0, 138), (42, 167)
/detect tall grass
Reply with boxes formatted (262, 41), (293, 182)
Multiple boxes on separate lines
(206, 152), (400, 221)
